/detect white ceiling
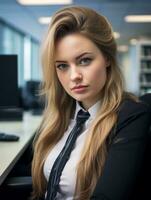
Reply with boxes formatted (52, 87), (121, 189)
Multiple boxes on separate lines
(0, 0), (151, 45)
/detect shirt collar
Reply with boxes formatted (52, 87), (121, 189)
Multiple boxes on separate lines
(73, 100), (101, 120)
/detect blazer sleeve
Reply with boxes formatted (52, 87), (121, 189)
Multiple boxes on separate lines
(90, 100), (151, 200)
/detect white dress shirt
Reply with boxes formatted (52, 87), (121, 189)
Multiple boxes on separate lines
(43, 101), (101, 200)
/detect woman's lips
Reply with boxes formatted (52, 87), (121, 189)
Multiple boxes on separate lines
(71, 85), (88, 93)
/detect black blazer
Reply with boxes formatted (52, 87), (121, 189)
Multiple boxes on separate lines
(90, 98), (151, 200)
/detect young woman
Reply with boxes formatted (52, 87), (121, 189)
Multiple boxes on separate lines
(31, 6), (151, 200)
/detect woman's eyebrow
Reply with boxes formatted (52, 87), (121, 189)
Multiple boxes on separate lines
(76, 52), (93, 60)
(55, 52), (93, 63)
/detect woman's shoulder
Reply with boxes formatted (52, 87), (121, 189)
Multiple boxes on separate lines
(107, 96), (151, 144)
(119, 96), (150, 114)
(117, 96), (151, 124)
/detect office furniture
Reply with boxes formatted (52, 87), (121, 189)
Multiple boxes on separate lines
(139, 43), (151, 95)
(22, 80), (44, 111)
(132, 93), (151, 199)
(0, 112), (42, 186)
(129, 41), (151, 95)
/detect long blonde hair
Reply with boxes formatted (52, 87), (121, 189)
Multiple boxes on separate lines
(32, 6), (134, 200)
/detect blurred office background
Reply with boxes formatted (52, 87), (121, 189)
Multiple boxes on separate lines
(0, 0), (151, 98)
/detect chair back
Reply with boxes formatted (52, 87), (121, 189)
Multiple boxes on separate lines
(132, 93), (151, 199)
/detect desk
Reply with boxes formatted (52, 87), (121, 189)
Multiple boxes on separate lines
(0, 112), (42, 185)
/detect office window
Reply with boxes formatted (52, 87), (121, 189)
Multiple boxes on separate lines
(31, 40), (41, 81)
(24, 36), (32, 81)
(3, 26), (24, 86)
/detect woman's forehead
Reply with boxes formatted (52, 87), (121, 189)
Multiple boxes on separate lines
(54, 33), (99, 61)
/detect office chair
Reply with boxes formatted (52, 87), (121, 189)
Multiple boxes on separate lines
(22, 80), (44, 114)
(132, 93), (151, 200)
(2, 93), (151, 200)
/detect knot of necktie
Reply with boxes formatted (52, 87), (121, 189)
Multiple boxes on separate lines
(76, 109), (90, 124)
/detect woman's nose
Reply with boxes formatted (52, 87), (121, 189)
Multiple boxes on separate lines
(70, 66), (82, 81)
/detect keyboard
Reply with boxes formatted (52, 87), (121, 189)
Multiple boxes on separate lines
(0, 133), (19, 141)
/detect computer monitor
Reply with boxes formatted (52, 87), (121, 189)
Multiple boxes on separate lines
(0, 55), (19, 108)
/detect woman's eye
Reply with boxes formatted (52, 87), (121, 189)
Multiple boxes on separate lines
(79, 57), (92, 65)
(56, 63), (68, 70)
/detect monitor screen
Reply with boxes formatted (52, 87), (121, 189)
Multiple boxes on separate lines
(0, 55), (19, 108)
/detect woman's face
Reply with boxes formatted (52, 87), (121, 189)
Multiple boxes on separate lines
(55, 33), (109, 110)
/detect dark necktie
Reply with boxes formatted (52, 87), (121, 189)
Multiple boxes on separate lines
(45, 109), (90, 200)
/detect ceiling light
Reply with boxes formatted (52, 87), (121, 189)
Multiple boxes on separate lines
(38, 17), (52, 24)
(125, 15), (151, 23)
(114, 32), (120, 39)
(17, 0), (72, 5)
